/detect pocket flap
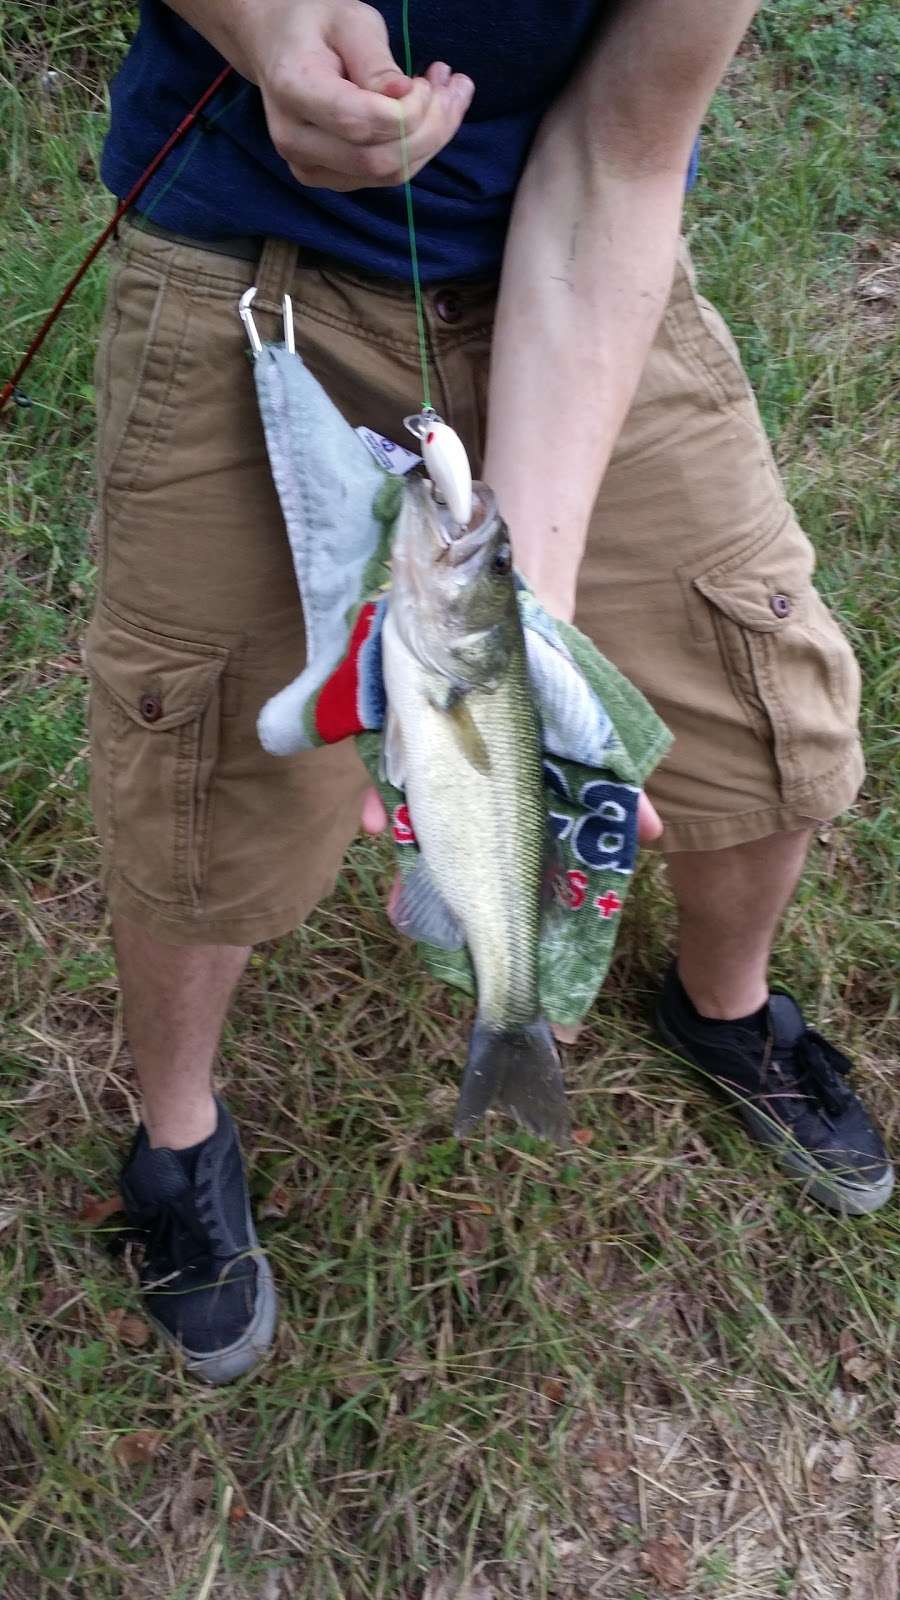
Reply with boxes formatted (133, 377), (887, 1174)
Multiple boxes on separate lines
(85, 608), (228, 731)
(693, 524), (815, 633)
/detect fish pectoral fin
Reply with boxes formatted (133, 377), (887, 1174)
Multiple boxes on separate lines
(381, 706), (406, 789)
(424, 678), (460, 714)
(390, 856), (467, 951)
(444, 695), (491, 775)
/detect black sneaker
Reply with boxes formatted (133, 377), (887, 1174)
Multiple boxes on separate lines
(120, 1097), (277, 1383)
(656, 965), (894, 1216)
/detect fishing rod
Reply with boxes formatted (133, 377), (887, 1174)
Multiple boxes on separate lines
(0, 63), (234, 415)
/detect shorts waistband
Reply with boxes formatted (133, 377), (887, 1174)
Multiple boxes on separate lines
(128, 212), (263, 263)
(120, 214), (499, 352)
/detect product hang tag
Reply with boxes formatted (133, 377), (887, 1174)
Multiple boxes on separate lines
(355, 426), (421, 476)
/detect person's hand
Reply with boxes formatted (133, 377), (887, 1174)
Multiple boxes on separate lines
(361, 787), (663, 844)
(242, 0), (473, 191)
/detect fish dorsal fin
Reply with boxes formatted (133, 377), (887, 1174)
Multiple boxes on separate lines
(391, 856), (466, 951)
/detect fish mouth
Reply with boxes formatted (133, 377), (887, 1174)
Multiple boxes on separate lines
(437, 485), (499, 566)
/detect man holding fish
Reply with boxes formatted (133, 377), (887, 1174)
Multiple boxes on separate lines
(88, 0), (891, 1381)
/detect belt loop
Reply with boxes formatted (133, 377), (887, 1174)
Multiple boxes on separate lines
(252, 237), (299, 315)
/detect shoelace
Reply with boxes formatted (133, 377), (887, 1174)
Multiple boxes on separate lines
(138, 1190), (219, 1281)
(767, 1028), (856, 1122)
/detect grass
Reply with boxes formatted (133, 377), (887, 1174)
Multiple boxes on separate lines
(1, 1), (900, 1595)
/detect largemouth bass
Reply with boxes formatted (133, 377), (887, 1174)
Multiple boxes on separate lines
(381, 474), (570, 1144)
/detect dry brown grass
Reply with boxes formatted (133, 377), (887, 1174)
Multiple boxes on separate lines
(2, 0), (900, 1594)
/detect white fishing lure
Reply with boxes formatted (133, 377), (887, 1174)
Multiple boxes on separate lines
(405, 412), (473, 527)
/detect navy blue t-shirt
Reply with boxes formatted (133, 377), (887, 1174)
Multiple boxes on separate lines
(102, 1), (610, 280)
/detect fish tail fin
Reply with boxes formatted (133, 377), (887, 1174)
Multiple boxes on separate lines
(454, 1018), (570, 1145)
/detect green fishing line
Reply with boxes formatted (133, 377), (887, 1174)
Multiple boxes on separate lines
(141, 85), (252, 223)
(140, 34), (433, 410)
(399, 0), (433, 411)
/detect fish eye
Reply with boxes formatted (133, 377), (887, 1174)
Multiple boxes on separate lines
(491, 543), (512, 576)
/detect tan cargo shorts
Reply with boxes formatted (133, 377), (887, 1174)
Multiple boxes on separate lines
(85, 224), (864, 946)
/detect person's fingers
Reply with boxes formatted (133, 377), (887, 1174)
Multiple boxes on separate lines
(361, 786), (389, 834)
(328, 1), (412, 98)
(552, 1021), (582, 1045)
(637, 792), (663, 844)
(284, 75), (471, 185)
(267, 67), (429, 159)
(425, 60), (452, 89)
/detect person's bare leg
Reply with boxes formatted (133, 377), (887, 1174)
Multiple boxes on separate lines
(113, 915), (251, 1150)
(665, 828), (812, 1019)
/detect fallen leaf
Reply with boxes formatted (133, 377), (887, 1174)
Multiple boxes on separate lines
(639, 1532), (688, 1591)
(333, 1364), (376, 1399)
(105, 1310), (151, 1348)
(454, 1213), (489, 1306)
(871, 1445), (900, 1480)
(831, 1441), (860, 1483)
(839, 1329), (880, 1385)
(170, 1471), (215, 1544)
(38, 1283), (81, 1321)
(845, 1355), (880, 1386)
(78, 1193), (124, 1225)
(455, 1212), (489, 1255)
(571, 1128), (594, 1146)
(258, 1185), (292, 1220)
(839, 1328), (860, 1365)
(592, 1444), (630, 1476)
(112, 1430), (164, 1467)
(552, 1021), (581, 1045)
(541, 1377), (566, 1404)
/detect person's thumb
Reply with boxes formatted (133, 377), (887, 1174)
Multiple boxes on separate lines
(331, 2), (412, 96)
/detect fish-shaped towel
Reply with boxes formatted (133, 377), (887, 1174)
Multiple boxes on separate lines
(252, 344), (671, 1028)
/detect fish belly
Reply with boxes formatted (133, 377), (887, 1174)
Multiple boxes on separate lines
(383, 619), (544, 1027)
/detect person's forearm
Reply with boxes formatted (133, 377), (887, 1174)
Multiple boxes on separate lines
(484, 138), (683, 620)
(484, 0), (760, 621)
(163, 0), (270, 78)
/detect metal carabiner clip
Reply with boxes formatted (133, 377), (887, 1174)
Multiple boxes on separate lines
(238, 286), (262, 357)
(239, 287), (297, 357)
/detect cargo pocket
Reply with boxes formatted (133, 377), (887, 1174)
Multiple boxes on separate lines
(85, 607), (228, 910)
(693, 518), (862, 807)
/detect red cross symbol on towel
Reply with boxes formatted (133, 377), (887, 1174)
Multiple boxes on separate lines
(595, 890), (623, 919)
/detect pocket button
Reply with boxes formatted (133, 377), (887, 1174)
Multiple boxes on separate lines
(139, 692), (163, 722)
(770, 593), (792, 619)
(434, 291), (463, 324)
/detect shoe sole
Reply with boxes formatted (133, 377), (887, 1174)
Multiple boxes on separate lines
(148, 1248), (278, 1384)
(656, 1011), (896, 1218)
